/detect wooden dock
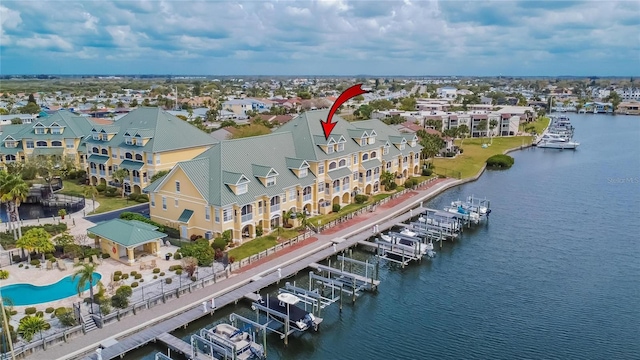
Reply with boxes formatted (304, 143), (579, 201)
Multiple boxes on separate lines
(309, 263), (380, 287)
(89, 194), (449, 360)
(155, 333), (209, 360)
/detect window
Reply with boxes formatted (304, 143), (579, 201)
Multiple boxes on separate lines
(353, 155), (358, 164)
(368, 137), (375, 145)
(223, 208), (233, 222)
(399, 144), (405, 150)
(51, 140), (62, 147)
(386, 162), (392, 169)
(174, 198), (179, 207)
(4, 141), (16, 148)
(125, 137), (133, 145)
(288, 188), (296, 201)
(92, 134), (100, 140)
(150, 194), (155, 207)
(328, 162), (337, 170)
(112, 151), (117, 158)
(415, 153), (419, 159)
(266, 176), (276, 187)
(146, 153), (153, 164)
(205, 207), (211, 221)
(51, 127), (62, 135)
(135, 154), (143, 161)
(65, 139), (74, 148)
(162, 196), (167, 210)
(362, 153), (369, 161)
(101, 134), (108, 141)
(175, 181), (181, 193)
(338, 159), (346, 167)
(215, 209), (220, 223)
(125, 152), (133, 159)
(318, 182), (324, 192)
(26, 140), (34, 149)
(299, 168), (308, 177)
(155, 154), (161, 164)
(92, 147), (99, 154)
(318, 164), (325, 174)
(371, 151), (377, 158)
(353, 171), (358, 180)
(113, 164), (118, 171)
(383, 146), (389, 155)
(36, 141), (47, 147)
(101, 148), (108, 155)
(337, 143), (344, 152)
(360, 137), (367, 146)
(327, 145), (334, 154)
(237, 183), (248, 194)
(35, 128), (45, 135)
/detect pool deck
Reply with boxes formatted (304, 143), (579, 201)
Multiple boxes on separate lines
(29, 177), (464, 360)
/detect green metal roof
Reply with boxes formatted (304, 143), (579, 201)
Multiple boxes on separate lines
(119, 160), (144, 171)
(177, 209), (194, 223)
(251, 164), (278, 178)
(285, 157), (308, 170)
(326, 167), (352, 180)
(88, 154), (110, 164)
(361, 158), (382, 170)
(87, 219), (166, 247)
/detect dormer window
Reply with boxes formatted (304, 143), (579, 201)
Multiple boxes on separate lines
(399, 144), (405, 150)
(337, 143), (344, 152)
(101, 134), (108, 141)
(5, 140), (16, 148)
(93, 134), (100, 140)
(368, 137), (375, 145)
(237, 183), (248, 194)
(299, 168), (308, 178)
(360, 137), (368, 146)
(125, 137), (134, 145)
(383, 146), (389, 155)
(327, 145), (334, 154)
(266, 176), (276, 187)
(51, 127), (62, 135)
(35, 128), (45, 135)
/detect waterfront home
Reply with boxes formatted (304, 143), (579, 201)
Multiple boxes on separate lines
(144, 110), (422, 241)
(85, 107), (217, 194)
(616, 101), (640, 115)
(0, 111), (95, 171)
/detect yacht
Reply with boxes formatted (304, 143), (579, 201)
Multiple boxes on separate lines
(261, 293), (322, 331)
(537, 137), (580, 149)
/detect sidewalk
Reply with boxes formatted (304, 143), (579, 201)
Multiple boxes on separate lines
(34, 178), (461, 360)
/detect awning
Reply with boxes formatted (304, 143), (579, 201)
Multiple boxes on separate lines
(177, 209), (194, 223)
(360, 158), (382, 170)
(119, 160), (144, 171)
(32, 148), (64, 156)
(88, 154), (110, 164)
(326, 167), (352, 180)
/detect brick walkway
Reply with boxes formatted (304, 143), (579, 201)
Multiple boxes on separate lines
(37, 177), (460, 360)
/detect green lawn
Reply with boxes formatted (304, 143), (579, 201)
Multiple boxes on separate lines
(58, 180), (137, 214)
(520, 117), (550, 135)
(227, 228), (301, 260)
(432, 136), (531, 179)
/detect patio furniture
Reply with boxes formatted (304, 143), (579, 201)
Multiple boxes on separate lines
(57, 260), (67, 271)
(91, 254), (101, 264)
(84, 258), (90, 264)
(46, 260), (53, 270)
(139, 262), (146, 270)
(73, 258), (80, 266)
(150, 259), (157, 268)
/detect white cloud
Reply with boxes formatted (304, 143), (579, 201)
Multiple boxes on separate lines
(0, 0), (638, 75)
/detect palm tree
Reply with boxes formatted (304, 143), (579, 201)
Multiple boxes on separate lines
(83, 185), (98, 210)
(458, 124), (470, 146)
(0, 172), (29, 240)
(72, 263), (98, 313)
(489, 119), (498, 144)
(380, 171), (395, 189)
(0, 171), (16, 239)
(112, 169), (128, 198)
(17, 315), (50, 342)
(296, 211), (308, 229)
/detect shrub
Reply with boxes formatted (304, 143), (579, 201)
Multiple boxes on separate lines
(113, 275), (121, 282)
(332, 204), (341, 212)
(35, 311), (44, 318)
(153, 275), (157, 279)
(168, 265), (182, 271)
(354, 194), (369, 204)
(256, 226), (263, 237)
(101, 253), (111, 259)
(121, 273), (129, 280)
(18, 264), (24, 268)
(486, 154), (515, 169)
(114, 270), (122, 276)
(211, 237), (227, 251)
(57, 309), (77, 327)
(12, 255), (22, 263)
(130, 282), (139, 288)
(119, 212), (164, 232)
(25, 307), (37, 315)
(45, 307), (55, 314)
(404, 178), (417, 188)
(139, 279), (144, 282)
(180, 239), (214, 267)
(130, 271), (137, 276)
(190, 276), (197, 282)
(422, 168), (433, 176)
(387, 182), (398, 190)
(135, 194), (149, 203)
(54, 307), (67, 317)
(134, 274), (142, 280)
(96, 184), (106, 192)
(111, 294), (129, 309)
(127, 193), (139, 201)
(24, 266), (29, 270)
(459, 148), (464, 154)
(0, 270), (8, 280)
(30, 259), (40, 266)
(173, 252), (182, 260)
(152, 268), (160, 274)
(10, 310), (17, 316)
(99, 302), (112, 315)
(159, 272), (165, 276)
(175, 269), (183, 275)
(165, 278), (172, 284)
(115, 285), (132, 298)
(165, 253), (172, 259)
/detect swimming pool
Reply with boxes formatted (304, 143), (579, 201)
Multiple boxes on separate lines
(0, 272), (102, 306)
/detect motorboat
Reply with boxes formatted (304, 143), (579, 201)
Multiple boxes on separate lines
(201, 323), (265, 360)
(380, 232), (432, 256)
(537, 138), (580, 149)
(261, 293), (322, 331)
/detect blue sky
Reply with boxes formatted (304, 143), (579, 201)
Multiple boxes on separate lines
(1, 0), (638, 76)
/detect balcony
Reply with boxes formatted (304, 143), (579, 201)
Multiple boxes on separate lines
(333, 186), (340, 193)
(91, 169), (97, 175)
(241, 213), (253, 223)
(366, 176), (372, 182)
(133, 178), (140, 184)
(99, 170), (106, 176)
(270, 203), (280, 213)
(303, 194), (312, 202)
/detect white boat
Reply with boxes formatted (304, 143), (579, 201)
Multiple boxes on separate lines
(445, 205), (480, 223)
(537, 138), (580, 149)
(204, 323), (265, 360)
(380, 233), (432, 256)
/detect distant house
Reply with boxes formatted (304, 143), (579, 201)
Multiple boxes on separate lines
(616, 101), (640, 115)
(436, 86), (458, 99)
(223, 98), (271, 116)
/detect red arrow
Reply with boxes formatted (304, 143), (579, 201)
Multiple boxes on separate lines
(321, 83), (371, 140)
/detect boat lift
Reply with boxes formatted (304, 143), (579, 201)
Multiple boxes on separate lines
(155, 353), (174, 360)
(197, 318), (266, 360)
